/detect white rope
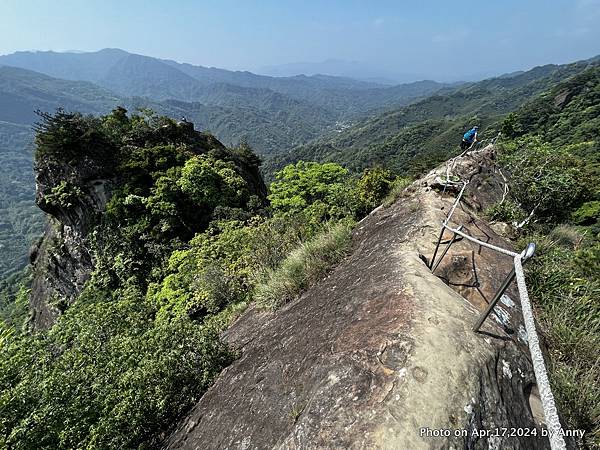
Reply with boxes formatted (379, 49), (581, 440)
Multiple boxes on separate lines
(443, 181), (469, 226)
(442, 224), (520, 258)
(514, 256), (566, 450)
(441, 224), (566, 448)
(432, 146), (565, 448)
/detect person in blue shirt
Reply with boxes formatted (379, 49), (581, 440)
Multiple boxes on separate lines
(460, 126), (478, 150)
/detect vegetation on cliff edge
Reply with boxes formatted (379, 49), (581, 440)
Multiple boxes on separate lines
(487, 69), (600, 447)
(0, 109), (398, 449)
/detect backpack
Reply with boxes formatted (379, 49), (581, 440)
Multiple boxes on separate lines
(463, 128), (476, 142)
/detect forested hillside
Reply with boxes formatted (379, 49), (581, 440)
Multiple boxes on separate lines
(0, 66), (119, 123)
(0, 109), (400, 448)
(502, 66), (600, 154)
(0, 122), (40, 278)
(266, 58), (600, 177)
(0, 65), (336, 156)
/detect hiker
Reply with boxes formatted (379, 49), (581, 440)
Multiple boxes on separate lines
(460, 126), (478, 150)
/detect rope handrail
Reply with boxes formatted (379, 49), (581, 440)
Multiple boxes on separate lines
(428, 181), (469, 269)
(442, 223), (520, 258)
(443, 181), (468, 226)
(514, 256), (566, 450)
(429, 163), (566, 449)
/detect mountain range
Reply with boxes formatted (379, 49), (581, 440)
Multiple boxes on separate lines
(256, 58), (425, 84)
(0, 49), (447, 121)
(0, 48), (598, 278)
(0, 48), (452, 277)
(264, 56), (600, 177)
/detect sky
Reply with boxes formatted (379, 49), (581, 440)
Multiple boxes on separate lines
(1, 0), (600, 81)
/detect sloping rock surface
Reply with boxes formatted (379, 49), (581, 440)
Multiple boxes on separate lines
(165, 147), (557, 449)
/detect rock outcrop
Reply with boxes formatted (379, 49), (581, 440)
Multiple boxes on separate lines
(29, 151), (117, 328)
(164, 146), (561, 449)
(29, 120), (267, 330)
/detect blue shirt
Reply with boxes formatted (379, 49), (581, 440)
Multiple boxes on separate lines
(463, 128), (477, 142)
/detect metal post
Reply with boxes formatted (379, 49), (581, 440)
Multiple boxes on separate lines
(472, 243), (536, 332)
(431, 225), (463, 272)
(429, 227), (445, 269)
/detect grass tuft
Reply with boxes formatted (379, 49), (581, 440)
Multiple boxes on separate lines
(549, 224), (585, 250)
(254, 221), (353, 309)
(383, 177), (411, 207)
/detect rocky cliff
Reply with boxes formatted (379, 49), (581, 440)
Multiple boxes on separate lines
(164, 146), (563, 449)
(29, 152), (115, 328)
(29, 115), (267, 330)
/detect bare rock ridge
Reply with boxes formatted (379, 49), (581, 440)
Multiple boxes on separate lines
(164, 146), (564, 450)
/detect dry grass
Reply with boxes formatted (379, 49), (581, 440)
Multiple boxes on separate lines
(549, 224), (585, 250)
(254, 222), (353, 309)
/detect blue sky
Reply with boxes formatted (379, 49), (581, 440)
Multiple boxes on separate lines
(2, 0), (599, 80)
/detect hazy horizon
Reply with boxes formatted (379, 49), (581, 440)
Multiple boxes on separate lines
(2, 0), (600, 82)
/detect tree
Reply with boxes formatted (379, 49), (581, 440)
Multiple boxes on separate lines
(268, 161), (358, 226)
(501, 112), (522, 139)
(501, 137), (590, 222)
(355, 167), (396, 213)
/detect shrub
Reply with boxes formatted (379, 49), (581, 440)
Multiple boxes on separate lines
(42, 181), (84, 209)
(485, 199), (527, 224)
(34, 109), (114, 162)
(355, 167), (396, 213)
(0, 290), (233, 450)
(149, 215), (315, 321)
(499, 137), (590, 222)
(500, 112), (522, 139)
(269, 161), (359, 226)
(572, 201), (600, 225)
(575, 240), (600, 278)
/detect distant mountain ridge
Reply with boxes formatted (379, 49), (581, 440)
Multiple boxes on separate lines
(0, 49), (449, 119)
(264, 55), (600, 177)
(257, 58), (426, 83)
(0, 65), (120, 123)
(0, 65), (338, 154)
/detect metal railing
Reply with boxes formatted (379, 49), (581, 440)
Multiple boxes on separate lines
(428, 180), (566, 450)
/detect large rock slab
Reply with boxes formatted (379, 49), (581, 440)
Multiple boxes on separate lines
(164, 147), (558, 449)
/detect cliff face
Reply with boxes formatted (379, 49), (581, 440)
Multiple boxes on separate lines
(29, 119), (267, 330)
(29, 147), (117, 328)
(165, 146), (558, 449)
